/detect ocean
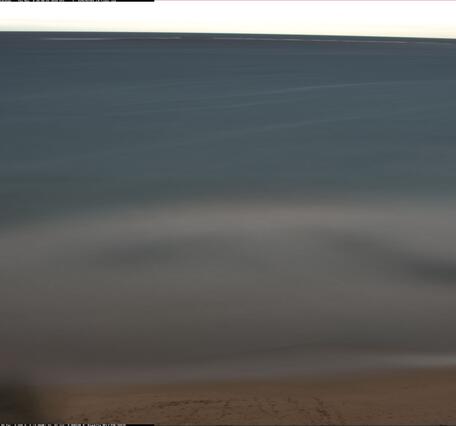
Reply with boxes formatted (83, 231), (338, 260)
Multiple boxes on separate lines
(1, 32), (456, 384)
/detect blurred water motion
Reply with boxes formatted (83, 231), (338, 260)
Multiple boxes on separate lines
(1, 32), (456, 384)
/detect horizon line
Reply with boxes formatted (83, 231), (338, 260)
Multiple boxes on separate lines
(2, 30), (456, 42)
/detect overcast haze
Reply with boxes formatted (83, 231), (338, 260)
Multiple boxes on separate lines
(1, 1), (456, 39)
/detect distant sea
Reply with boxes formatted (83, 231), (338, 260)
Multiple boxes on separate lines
(2, 32), (456, 384)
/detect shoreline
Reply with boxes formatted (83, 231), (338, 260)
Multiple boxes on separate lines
(35, 367), (456, 424)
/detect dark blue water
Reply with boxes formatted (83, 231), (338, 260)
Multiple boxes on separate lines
(2, 32), (456, 383)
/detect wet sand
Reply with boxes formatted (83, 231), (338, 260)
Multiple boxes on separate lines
(38, 368), (456, 425)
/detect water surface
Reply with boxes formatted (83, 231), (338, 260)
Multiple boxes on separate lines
(2, 32), (456, 383)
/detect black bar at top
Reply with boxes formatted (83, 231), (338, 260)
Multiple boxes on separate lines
(6, 0), (155, 2)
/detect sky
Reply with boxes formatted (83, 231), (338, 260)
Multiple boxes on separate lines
(1, 1), (456, 39)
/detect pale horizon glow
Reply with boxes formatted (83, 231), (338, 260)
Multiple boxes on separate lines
(1, 1), (456, 39)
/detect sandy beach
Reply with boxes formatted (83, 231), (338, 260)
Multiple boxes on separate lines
(28, 367), (456, 424)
